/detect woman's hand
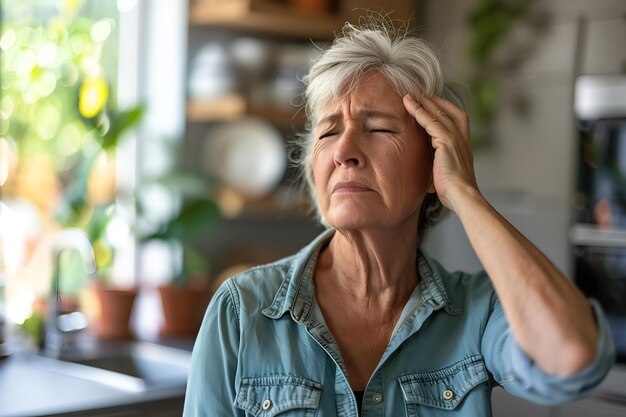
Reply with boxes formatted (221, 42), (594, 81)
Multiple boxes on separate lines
(403, 94), (478, 213)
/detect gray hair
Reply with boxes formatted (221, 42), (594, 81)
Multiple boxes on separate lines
(296, 18), (462, 242)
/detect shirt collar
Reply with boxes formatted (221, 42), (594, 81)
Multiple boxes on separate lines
(417, 249), (464, 315)
(262, 229), (462, 322)
(262, 229), (334, 322)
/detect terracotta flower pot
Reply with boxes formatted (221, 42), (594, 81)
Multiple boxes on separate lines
(158, 283), (211, 339)
(90, 284), (138, 341)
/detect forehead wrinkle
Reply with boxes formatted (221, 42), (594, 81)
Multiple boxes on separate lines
(316, 107), (401, 127)
(358, 109), (402, 121)
(316, 111), (341, 129)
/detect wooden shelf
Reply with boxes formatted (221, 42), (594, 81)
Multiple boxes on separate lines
(189, 0), (343, 40)
(186, 94), (246, 122)
(186, 95), (306, 127)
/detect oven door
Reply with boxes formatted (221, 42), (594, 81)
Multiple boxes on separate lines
(571, 234), (626, 363)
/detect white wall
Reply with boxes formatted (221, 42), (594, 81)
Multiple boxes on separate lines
(133, 0), (189, 340)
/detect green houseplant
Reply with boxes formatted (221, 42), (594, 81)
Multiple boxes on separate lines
(138, 165), (221, 339)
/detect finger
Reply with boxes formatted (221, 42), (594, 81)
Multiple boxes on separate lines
(414, 93), (457, 133)
(430, 96), (470, 139)
(402, 94), (450, 139)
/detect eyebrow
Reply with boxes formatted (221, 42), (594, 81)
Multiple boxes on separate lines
(316, 109), (402, 128)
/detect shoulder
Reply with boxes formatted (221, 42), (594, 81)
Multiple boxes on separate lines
(214, 254), (298, 314)
(212, 229), (334, 315)
(426, 255), (496, 310)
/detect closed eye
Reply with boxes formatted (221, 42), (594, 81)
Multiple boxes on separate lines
(370, 129), (393, 134)
(318, 132), (337, 140)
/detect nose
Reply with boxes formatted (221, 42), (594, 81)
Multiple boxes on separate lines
(333, 127), (365, 168)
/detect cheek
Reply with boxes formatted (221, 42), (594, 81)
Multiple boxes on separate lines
(406, 128), (434, 184)
(310, 144), (323, 176)
(381, 139), (427, 178)
(310, 144), (332, 192)
(381, 140), (432, 197)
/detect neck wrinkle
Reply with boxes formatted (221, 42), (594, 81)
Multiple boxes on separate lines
(323, 227), (419, 303)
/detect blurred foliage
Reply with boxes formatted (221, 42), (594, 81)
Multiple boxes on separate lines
(143, 198), (220, 244)
(137, 145), (221, 286)
(467, 0), (528, 64)
(19, 312), (45, 349)
(2, 0), (220, 293)
(1, 0), (144, 282)
(465, 0), (531, 146)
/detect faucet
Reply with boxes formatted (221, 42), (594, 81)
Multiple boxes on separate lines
(45, 228), (96, 355)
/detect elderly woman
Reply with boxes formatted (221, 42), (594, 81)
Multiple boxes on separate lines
(183, 20), (614, 416)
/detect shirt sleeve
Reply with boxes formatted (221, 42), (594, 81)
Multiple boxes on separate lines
(482, 296), (615, 406)
(183, 280), (244, 417)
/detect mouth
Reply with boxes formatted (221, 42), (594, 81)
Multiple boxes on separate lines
(332, 181), (373, 194)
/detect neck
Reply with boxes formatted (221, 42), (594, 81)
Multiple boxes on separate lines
(319, 226), (420, 302)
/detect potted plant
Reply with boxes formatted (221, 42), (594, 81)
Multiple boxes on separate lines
(157, 245), (213, 338)
(56, 101), (145, 340)
(138, 167), (221, 339)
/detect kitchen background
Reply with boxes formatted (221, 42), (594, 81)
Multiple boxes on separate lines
(0, 0), (625, 416)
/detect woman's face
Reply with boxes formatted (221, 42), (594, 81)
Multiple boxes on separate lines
(311, 72), (435, 231)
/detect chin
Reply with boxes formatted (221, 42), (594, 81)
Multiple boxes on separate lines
(324, 210), (377, 231)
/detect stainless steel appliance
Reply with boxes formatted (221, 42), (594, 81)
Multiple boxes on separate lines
(572, 75), (626, 368)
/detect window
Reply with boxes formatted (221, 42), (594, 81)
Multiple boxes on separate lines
(0, 0), (141, 333)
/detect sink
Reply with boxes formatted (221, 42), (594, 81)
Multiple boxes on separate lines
(34, 341), (192, 393)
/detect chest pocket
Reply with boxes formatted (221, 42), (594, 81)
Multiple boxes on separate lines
(398, 355), (489, 412)
(235, 375), (322, 417)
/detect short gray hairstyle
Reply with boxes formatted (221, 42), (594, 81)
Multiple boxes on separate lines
(296, 18), (462, 242)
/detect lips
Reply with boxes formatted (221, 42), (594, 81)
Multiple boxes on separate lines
(332, 181), (373, 194)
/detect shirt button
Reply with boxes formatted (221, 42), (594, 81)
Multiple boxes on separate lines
(262, 399), (272, 410)
(442, 389), (455, 400)
(372, 392), (384, 403)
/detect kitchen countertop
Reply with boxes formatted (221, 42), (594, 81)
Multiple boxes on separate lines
(0, 339), (194, 417)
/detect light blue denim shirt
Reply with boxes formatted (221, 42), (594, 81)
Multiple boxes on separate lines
(184, 229), (615, 416)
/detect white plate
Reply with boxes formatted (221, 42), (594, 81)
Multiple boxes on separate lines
(203, 118), (286, 198)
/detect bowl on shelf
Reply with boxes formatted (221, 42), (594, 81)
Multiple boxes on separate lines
(203, 117), (287, 200)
